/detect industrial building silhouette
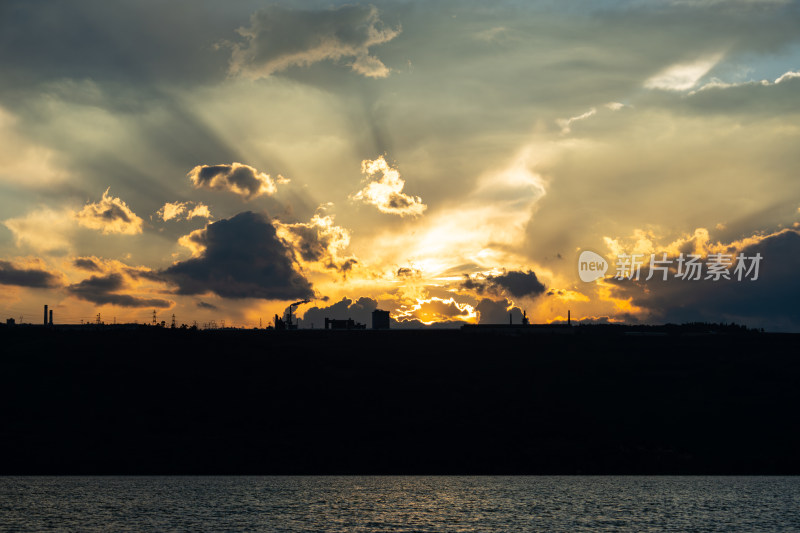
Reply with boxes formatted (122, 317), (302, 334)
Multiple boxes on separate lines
(5, 304), (578, 333)
(372, 309), (390, 330)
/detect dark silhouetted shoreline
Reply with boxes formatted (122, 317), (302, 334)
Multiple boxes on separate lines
(1, 325), (798, 474)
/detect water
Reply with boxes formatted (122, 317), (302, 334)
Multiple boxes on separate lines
(1, 476), (799, 532)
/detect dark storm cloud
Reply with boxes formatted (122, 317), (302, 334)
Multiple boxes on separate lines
(278, 218), (357, 273)
(489, 270), (546, 298)
(0, 260), (62, 288)
(226, 4), (400, 79)
(608, 230), (800, 331)
(73, 258), (102, 272)
(187, 163), (281, 200)
(302, 296), (378, 327)
(285, 224), (328, 263)
(197, 300), (218, 310)
(0, 0), (233, 90)
(67, 273), (171, 308)
(396, 267), (420, 278)
(461, 270), (546, 299)
(460, 275), (487, 294)
(161, 211), (313, 300)
(124, 268), (164, 282)
(476, 298), (523, 325)
(339, 258), (358, 273)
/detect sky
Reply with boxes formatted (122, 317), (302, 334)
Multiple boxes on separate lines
(1, 0), (799, 330)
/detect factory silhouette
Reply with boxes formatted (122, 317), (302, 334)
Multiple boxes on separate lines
(5, 302), (766, 339)
(15, 299), (574, 332)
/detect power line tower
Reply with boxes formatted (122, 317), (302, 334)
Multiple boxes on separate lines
(96, 313), (101, 325)
(171, 314), (176, 329)
(152, 309), (157, 326)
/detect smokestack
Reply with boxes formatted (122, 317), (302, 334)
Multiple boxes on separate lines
(568, 309), (571, 326)
(44, 305), (48, 326)
(49, 309), (53, 326)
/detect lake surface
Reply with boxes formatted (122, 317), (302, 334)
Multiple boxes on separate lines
(1, 476), (799, 531)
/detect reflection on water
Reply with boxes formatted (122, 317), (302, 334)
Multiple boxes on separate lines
(1, 476), (799, 532)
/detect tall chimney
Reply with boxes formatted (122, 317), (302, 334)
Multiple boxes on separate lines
(44, 305), (48, 326)
(49, 309), (53, 326)
(568, 309), (571, 326)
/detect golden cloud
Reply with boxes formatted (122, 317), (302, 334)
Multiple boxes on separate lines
(351, 156), (426, 217)
(75, 188), (143, 235)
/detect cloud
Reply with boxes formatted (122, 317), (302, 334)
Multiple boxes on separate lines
(605, 229), (800, 331)
(476, 298), (524, 325)
(75, 188), (143, 235)
(177, 227), (208, 257)
(351, 156), (426, 217)
(302, 294), (474, 329)
(156, 201), (212, 222)
(546, 288), (590, 303)
(124, 267), (164, 283)
(73, 257), (102, 272)
(0, 0), (235, 90)
(557, 108), (597, 134)
(67, 273), (171, 308)
(227, 5), (400, 79)
(644, 53), (723, 91)
(489, 270), (547, 298)
(3, 207), (74, 253)
(394, 297), (475, 325)
(396, 267), (421, 279)
(0, 106), (69, 187)
(275, 212), (357, 272)
(461, 269), (546, 299)
(187, 163), (284, 200)
(71, 255), (163, 283)
(775, 70), (800, 84)
(690, 69), (800, 95)
(0, 260), (62, 288)
(301, 296), (378, 327)
(162, 211), (313, 300)
(680, 69), (800, 114)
